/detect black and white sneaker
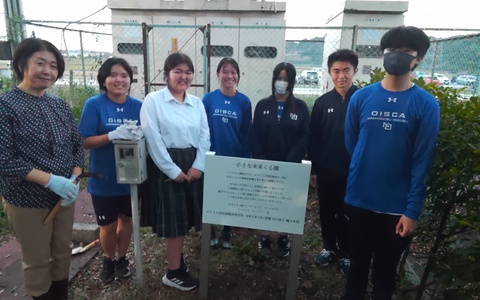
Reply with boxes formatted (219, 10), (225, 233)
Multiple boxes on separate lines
(115, 256), (131, 280)
(99, 257), (115, 283)
(162, 268), (199, 291)
(277, 235), (291, 258)
(258, 235), (272, 257)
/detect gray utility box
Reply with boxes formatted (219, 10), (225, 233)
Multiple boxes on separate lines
(113, 138), (148, 184)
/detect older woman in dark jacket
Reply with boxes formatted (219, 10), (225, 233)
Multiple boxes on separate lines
(0, 38), (83, 300)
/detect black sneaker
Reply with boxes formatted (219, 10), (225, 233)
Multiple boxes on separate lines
(258, 235), (271, 257)
(277, 236), (291, 258)
(210, 227), (219, 248)
(221, 230), (232, 250)
(115, 256), (131, 280)
(162, 268), (199, 291)
(99, 257), (115, 283)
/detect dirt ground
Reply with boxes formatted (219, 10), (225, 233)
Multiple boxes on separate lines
(67, 196), (348, 300)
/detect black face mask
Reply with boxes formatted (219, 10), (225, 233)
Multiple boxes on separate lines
(383, 52), (417, 76)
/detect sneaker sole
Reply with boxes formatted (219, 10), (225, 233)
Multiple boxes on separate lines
(116, 271), (132, 280)
(221, 242), (232, 250)
(100, 274), (115, 283)
(162, 275), (198, 291)
(210, 239), (219, 248)
(277, 251), (290, 258)
(314, 258), (332, 267)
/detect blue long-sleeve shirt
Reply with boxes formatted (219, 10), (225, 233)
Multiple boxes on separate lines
(203, 89), (252, 158)
(344, 82), (440, 220)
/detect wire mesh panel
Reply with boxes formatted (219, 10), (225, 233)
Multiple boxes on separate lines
(210, 25), (286, 107)
(419, 29), (480, 98)
(111, 23), (146, 100)
(6, 20), (480, 104)
(145, 24), (206, 99)
(354, 27), (388, 82)
(14, 21), (112, 93)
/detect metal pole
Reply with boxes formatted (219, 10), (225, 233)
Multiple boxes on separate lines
(286, 234), (302, 300)
(130, 184), (143, 286)
(430, 40), (439, 79)
(79, 31), (87, 88)
(351, 25), (358, 52)
(142, 22), (150, 98)
(199, 223), (212, 299)
(206, 24), (211, 94)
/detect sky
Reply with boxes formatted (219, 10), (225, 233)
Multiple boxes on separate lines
(1, 0), (479, 43)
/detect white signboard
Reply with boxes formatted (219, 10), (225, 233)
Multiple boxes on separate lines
(203, 153), (311, 235)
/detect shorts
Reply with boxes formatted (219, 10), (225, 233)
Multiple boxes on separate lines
(91, 195), (132, 226)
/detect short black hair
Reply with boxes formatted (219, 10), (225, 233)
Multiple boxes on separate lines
(12, 38), (65, 81)
(97, 57), (134, 92)
(271, 62), (296, 95)
(327, 49), (359, 72)
(380, 26), (430, 59)
(217, 57), (240, 82)
(163, 52), (194, 80)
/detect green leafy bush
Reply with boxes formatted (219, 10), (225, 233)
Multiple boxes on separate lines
(49, 84), (98, 122)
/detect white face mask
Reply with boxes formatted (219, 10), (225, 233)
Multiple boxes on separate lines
(274, 81), (289, 95)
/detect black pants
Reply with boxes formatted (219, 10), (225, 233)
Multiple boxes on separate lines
(317, 177), (349, 257)
(343, 205), (412, 300)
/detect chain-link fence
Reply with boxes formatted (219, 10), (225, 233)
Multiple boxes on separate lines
(5, 20), (480, 107)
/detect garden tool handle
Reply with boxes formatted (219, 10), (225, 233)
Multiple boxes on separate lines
(43, 172), (102, 225)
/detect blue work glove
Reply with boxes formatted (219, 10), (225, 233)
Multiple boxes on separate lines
(61, 175), (80, 207)
(45, 174), (78, 201)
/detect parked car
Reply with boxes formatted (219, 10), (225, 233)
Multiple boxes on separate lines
(297, 70), (319, 84)
(414, 71), (426, 79)
(455, 75), (477, 87)
(423, 76), (441, 86)
(434, 73), (450, 84)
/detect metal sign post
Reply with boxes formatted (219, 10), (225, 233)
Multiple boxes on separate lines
(113, 138), (148, 286)
(129, 183), (143, 285)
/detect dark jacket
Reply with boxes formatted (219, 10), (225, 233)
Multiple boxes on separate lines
(308, 85), (359, 179)
(252, 95), (309, 163)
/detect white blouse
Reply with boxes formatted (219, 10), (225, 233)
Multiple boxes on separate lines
(140, 87), (210, 179)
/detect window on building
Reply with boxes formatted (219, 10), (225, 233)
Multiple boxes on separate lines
(244, 46), (277, 58)
(355, 45), (382, 58)
(200, 45), (234, 57)
(117, 43), (143, 55)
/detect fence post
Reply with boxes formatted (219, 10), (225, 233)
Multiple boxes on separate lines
(79, 31), (87, 88)
(206, 24), (211, 94)
(351, 25), (358, 52)
(142, 22), (151, 98)
(430, 40), (439, 78)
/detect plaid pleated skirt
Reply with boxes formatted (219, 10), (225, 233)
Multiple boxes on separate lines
(140, 147), (203, 238)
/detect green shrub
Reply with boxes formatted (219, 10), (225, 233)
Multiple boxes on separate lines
(49, 85), (98, 122)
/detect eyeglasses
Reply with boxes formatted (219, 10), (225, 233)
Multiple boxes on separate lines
(384, 48), (418, 57)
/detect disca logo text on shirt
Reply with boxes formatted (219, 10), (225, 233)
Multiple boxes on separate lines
(214, 109), (237, 116)
(371, 111), (406, 118)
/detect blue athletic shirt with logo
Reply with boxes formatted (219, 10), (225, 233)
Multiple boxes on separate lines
(78, 93), (143, 197)
(203, 89), (252, 158)
(344, 82), (440, 221)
